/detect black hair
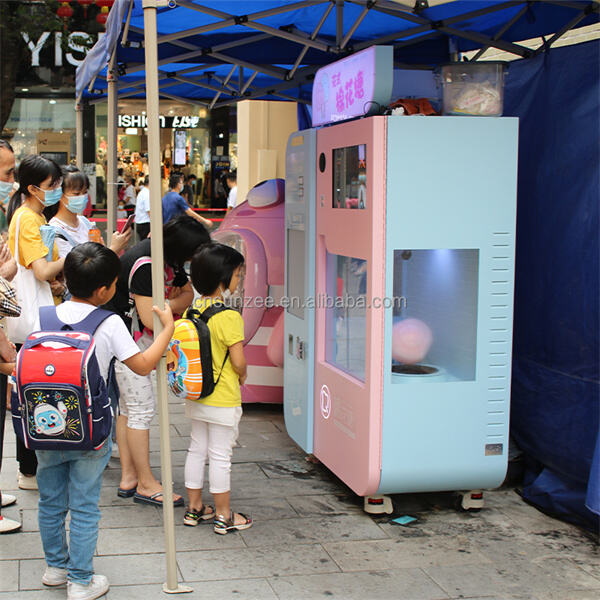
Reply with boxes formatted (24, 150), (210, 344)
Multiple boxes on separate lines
(118, 168), (124, 176)
(143, 175), (149, 185)
(0, 140), (14, 153)
(7, 154), (62, 224)
(169, 173), (182, 190)
(64, 242), (121, 299)
(163, 213), (210, 269)
(226, 172), (237, 182)
(190, 242), (244, 296)
(62, 165), (89, 194)
(186, 174), (196, 182)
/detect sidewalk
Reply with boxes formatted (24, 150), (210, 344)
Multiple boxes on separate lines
(1, 397), (598, 600)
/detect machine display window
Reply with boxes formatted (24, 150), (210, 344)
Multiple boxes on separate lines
(332, 144), (367, 209)
(286, 229), (305, 319)
(325, 252), (367, 381)
(391, 249), (479, 383)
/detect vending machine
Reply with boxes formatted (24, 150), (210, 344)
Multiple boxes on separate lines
(212, 179), (285, 404)
(284, 129), (317, 452)
(312, 115), (518, 505)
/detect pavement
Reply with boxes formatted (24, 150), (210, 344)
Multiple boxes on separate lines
(1, 397), (598, 600)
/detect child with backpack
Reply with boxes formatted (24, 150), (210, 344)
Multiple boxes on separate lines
(15, 242), (174, 600)
(183, 242), (252, 534)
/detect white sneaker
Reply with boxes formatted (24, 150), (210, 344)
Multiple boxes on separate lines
(67, 574), (109, 600)
(1, 493), (16, 508)
(18, 473), (38, 490)
(0, 515), (21, 533)
(42, 566), (68, 586)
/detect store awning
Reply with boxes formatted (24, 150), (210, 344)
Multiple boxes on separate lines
(77, 0), (599, 107)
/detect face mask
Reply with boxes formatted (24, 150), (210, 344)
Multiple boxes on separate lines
(183, 261), (191, 273)
(33, 185), (62, 207)
(0, 180), (13, 203)
(65, 193), (88, 214)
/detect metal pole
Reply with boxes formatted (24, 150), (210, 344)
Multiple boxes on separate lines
(142, 0), (192, 594)
(106, 52), (118, 234)
(75, 103), (83, 169)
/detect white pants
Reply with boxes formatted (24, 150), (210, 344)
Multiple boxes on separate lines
(184, 418), (240, 494)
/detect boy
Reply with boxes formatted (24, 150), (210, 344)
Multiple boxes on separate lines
(34, 242), (174, 600)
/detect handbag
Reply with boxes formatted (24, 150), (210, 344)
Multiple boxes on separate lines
(5, 211), (54, 344)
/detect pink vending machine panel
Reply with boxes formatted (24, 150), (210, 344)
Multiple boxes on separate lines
(314, 117), (387, 496)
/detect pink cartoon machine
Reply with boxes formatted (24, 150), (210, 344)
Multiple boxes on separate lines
(212, 179), (285, 404)
(301, 46), (519, 512)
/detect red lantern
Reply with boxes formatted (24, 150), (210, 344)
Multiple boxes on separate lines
(57, 2), (74, 19)
(95, 0), (114, 8)
(96, 5), (109, 26)
(77, 0), (95, 18)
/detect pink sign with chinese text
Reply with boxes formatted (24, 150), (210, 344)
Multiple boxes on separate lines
(312, 46), (393, 127)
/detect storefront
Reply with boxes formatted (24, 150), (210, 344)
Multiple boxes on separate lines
(93, 100), (236, 207)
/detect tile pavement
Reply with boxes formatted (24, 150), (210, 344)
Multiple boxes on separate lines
(1, 398), (598, 600)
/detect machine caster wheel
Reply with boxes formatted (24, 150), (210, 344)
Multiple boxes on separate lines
(364, 495), (393, 514)
(455, 490), (484, 512)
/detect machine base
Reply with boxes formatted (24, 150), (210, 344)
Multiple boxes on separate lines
(363, 495), (394, 514)
(455, 490), (484, 512)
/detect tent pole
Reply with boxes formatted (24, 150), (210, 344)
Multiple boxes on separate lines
(75, 102), (83, 169)
(142, 0), (192, 594)
(106, 51), (118, 236)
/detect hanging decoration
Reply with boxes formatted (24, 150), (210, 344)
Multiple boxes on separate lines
(96, 0), (114, 27)
(57, 1), (74, 30)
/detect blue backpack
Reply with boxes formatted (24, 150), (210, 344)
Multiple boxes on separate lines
(11, 306), (118, 451)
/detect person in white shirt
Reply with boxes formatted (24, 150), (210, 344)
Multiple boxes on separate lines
(123, 176), (136, 209)
(134, 175), (151, 240)
(226, 173), (237, 210)
(48, 166), (131, 262)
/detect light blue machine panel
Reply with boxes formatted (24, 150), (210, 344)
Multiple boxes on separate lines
(379, 116), (519, 493)
(284, 129), (317, 453)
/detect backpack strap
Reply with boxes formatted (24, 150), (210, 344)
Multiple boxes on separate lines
(39, 305), (114, 335)
(128, 256), (153, 290)
(51, 225), (79, 249)
(198, 302), (234, 387)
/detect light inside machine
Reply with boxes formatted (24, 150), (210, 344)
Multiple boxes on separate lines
(391, 248), (479, 382)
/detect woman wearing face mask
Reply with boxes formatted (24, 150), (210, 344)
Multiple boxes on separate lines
(47, 165), (131, 259)
(6, 154), (65, 490)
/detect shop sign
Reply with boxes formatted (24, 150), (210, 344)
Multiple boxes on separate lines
(311, 46), (393, 127)
(118, 114), (202, 129)
(22, 31), (100, 68)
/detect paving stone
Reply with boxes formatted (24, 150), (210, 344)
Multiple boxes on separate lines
(286, 493), (363, 517)
(236, 431), (297, 449)
(104, 579), (278, 599)
(240, 513), (388, 548)
(225, 496), (298, 521)
(268, 569), (450, 600)
(149, 435), (190, 452)
(99, 504), (162, 529)
(0, 532), (44, 560)
(0, 560), (19, 592)
(0, 589), (66, 599)
(424, 558), (600, 599)
(177, 544), (339, 581)
(237, 420), (281, 434)
(229, 474), (343, 501)
(231, 445), (305, 463)
(324, 537), (492, 572)
(96, 524), (245, 555)
(149, 449), (188, 468)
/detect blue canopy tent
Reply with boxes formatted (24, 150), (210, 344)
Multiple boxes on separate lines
(75, 1), (599, 593)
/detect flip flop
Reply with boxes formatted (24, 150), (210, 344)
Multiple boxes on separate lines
(117, 486), (137, 498)
(133, 491), (184, 507)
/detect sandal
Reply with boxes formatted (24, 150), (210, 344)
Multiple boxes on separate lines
(183, 504), (214, 526)
(213, 511), (253, 535)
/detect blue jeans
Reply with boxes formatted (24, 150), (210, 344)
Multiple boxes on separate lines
(36, 439), (112, 585)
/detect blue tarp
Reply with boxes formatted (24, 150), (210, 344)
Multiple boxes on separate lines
(504, 39), (600, 530)
(77, 0), (599, 103)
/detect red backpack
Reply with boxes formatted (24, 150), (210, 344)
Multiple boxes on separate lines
(11, 306), (117, 451)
